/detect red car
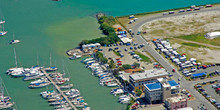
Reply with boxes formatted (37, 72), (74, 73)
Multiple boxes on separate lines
(172, 69), (176, 72)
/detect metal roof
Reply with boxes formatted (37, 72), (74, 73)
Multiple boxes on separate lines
(145, 82), (161, 91)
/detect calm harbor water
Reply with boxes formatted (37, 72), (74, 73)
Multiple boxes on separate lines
(0, 0), (219, 110)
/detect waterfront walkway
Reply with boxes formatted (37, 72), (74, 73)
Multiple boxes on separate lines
(41, 69), (77, 110)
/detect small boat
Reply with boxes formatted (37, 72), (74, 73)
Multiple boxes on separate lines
(0, 20), (5, 24)
(69, 54), (82, 60)
(82, 107), (91, 110)
(74, 102), (88, 108)
(23, 72), (44, 81)
(40, 90), (61, 99)
(54, 103), (70, 108)
(119, 97), (131, 104)
(28, 82), (50, 89)
(55, 106), (72, 110)
(49, 100), (66, 106)
(60, 84), (73, 89)
(30, 77), (48, 85)
(106, 82), (118, 87)
(44, 66), (58, 72)
(10, 40), (20, 44)
(48, 97), (63, 102)
(0, 24), (7, 36)
(111, 88), (124, 95)
(10, 71), (25, 77)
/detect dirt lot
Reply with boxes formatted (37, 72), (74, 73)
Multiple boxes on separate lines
(169, 39), (220, 63)
(141, 11), (220, 40)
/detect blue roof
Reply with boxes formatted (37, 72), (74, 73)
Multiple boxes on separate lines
(145, 82), (161, 91)
(192, 72), (206, 77)
(168, 80), (179, 87)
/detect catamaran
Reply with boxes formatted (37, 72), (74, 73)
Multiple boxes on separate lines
(0, 23), (7, 36)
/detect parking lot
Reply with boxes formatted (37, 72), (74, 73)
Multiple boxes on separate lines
(100, 43), (154, 70)
(204, 83), (220, 103)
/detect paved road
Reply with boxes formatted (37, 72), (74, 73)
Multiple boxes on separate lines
(129, 7), (220, 110)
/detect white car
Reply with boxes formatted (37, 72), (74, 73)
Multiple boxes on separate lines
(191, 68), (197, 72)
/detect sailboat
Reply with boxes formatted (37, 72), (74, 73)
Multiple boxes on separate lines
(10, 33), (20, 44)
(0, 77), (14, 109)
(45, 53), (58, 72)
(7, 48), (24, 75)
(0, 23), (7, 36)
(0, 19), (5, 25)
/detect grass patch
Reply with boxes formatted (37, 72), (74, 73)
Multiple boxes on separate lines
(182, 42), (207, 48)
(113, 50), (120, 56)
(176, 33), (220, 46)
(135, 51), (150, 62)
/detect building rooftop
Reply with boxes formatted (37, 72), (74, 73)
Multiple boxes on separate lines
(130, 69), (169, 81)
(168, 80), (179, 87)
(177, 107), (193, 110)
(145, 82), (161, 91)
(166, 96), (186, 103)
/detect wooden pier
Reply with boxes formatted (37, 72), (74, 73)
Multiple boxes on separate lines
(41, 69), (77, 110)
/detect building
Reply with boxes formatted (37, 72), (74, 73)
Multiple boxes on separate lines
(177, 107), (193, 110)
(82, 43), (101, 52)
(144, 78), (180, 104)
(165, 96), (188, 110)
(129, 69), (169, 91)
(205, 32), (220, 39)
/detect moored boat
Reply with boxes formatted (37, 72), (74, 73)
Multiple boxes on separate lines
(28, 82), (50, 89)
(60, 84), (73, 89)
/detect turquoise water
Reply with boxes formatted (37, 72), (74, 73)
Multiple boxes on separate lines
(0, 0), (219, 110)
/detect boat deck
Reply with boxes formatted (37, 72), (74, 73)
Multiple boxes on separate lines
(41, 69), (77, 110)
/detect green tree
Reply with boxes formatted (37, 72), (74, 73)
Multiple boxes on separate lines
(133, 62), (140, 68)
(122, 64), (132, 69)
(109, 60), (116, 69)
(136, 89), (142, 96)
(98, 16), (107, 24)
(101, 57), (108, 64)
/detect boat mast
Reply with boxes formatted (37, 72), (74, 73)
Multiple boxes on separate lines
(2, 23), (4, 31)
(37, 54), (39, 66)
(50, 53), (52, 67)
(14, 48), (18, 68)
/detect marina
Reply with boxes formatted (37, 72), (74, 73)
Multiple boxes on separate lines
(1, 0), (220, 110)
(6, 65), (90, 110)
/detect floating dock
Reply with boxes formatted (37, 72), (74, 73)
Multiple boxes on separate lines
(41, 69), (77, 110)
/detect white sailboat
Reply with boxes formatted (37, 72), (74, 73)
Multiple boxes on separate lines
(0, 19), (5, 24)
(0, 77), (14, 109)
(45, 53), (58, 72)
(7, 48), (24, 75)
(10, 33), (20, 44)
(0, 23), (7, 36)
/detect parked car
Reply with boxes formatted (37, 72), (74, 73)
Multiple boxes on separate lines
(108, 48), (113, 51)
(172, 69), (176, 72)
(191, 67), (197, 72)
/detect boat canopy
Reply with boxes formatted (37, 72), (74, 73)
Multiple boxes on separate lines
(50, 66), (56, 69)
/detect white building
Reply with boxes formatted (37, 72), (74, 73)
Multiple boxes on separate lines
(205, 32), (220, 39)
(129, 69), (169, 91)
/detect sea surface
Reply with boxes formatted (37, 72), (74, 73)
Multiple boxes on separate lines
(0, 0), (219, 110)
